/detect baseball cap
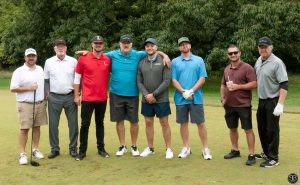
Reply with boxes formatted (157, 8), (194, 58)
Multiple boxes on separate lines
(120, 35), (132, 43)
(55, 38), (66, 46)
(91, 35), (104, 43)
(258, 36), (273, 46)
(178, 37), (190, 45)
(24, 48), (37, 56)
(144, 38), (157, 46)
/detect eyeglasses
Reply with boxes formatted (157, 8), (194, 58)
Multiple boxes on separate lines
(227, 51), (239, 56)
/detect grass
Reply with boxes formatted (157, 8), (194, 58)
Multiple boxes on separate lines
(0, 75), (300, 184)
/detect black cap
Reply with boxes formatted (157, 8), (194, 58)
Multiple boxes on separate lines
(91, 35), (104, 43)
(258, 36), (273, 46)
(120, 35), (132, 43)
(144, 38), (157, 46)
(55, 39), (66, 46)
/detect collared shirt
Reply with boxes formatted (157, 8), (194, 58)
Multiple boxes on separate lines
(106, 49), (147, 96)
(75, 52), (111, 101)
(44, 55), (77, 94)
(171, 54), (207, 105)
(221, 61), (256, 107)
(10, 64), (44, 102)
(255, 53), (288, 99)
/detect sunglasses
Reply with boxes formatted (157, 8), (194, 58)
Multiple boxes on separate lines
(228, 51), (239, 56)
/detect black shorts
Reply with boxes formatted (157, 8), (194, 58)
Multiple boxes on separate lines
(109, 93), (139, 123)
(224, 106), (252, 130)
(141, 102), (171, 118)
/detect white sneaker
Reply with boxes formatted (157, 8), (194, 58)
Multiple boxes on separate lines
(19, 153), (28, 165)
(116, 145), (127, 156)
(202, 148), (212, 160)
(178, 147), (191, 158)
(140, 147), (155, 157)
(131, 145), (140, 156)
(165, 148), (174, 159)
(33, 149), (44, 159)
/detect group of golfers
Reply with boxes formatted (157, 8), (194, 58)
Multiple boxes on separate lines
(10, 35), (288, 168)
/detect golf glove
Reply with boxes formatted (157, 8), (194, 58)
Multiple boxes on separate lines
(182, 89), (194, 99)
(273, 103), (283, 116)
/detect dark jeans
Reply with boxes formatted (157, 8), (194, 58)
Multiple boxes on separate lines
(256, 97), (280, 161)
(79, 101), (107, 154)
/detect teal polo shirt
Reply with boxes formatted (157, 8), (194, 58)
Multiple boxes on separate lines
(106, 49), (146, 96)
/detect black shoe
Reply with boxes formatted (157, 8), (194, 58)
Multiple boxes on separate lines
(98, 148), (110, 158)
(254, 153), (268, 160)
(246, 154), (256, 166)
(224, 150), (241, 159)
(75, 153), (86, 161)
(48, 151), (60, 159)
(69, 149), (78, 158)
(260, 159), (279, 168)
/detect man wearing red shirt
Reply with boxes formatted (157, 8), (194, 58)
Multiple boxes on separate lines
(74, 36), (111, 160)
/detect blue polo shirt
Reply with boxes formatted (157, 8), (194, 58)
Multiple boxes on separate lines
(171, 54), (207, 105)
(106, 49), (146, 96)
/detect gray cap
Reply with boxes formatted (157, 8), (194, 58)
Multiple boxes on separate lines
(120, 35), (132, 43)
(258, 36), (273, 46)
(178, 37), (190, 45)
(91, 35), (104, 43)
(144, 38), (157, 46)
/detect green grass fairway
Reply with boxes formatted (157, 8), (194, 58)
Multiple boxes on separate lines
(0, 90), (299, 185)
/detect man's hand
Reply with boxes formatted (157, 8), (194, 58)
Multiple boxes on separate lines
(182, 89), (194, 99)
(75, 50), (89, 55)
(273, 103), (284, 116)
(163, 55), (171, 68)
(74, 95), (81, 106)
(145, 94), (156, 104)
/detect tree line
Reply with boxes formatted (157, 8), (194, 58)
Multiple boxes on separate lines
(0, 0), (299, 73)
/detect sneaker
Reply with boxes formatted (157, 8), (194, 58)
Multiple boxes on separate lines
(178, 147), (191, 158)
(246, 154), (256, 166)
(255, 153), (268, 160)
(224, 149), (241, 159)
(260, 159), (279, 168)
(116, 145), (127, 156)
(202, 148), (212, 160)
(131, 145), (140, 156)
(140, 147), (155, 157)
(75, 152), (86, 161)
(33, 149), (44, 159)
(165, 148), (174, 159)
(98, 148), (110, 158)
(69, 149), (78, 158)
(19, 153), (28, 165)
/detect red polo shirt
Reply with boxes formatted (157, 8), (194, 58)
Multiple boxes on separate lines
(76, 52), (111, 101)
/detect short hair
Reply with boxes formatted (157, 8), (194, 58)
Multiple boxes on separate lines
(227, 44), (240, 51)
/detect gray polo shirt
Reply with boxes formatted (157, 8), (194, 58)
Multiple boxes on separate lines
(254, 53), (288, 99)
(137, 55), (171, 103)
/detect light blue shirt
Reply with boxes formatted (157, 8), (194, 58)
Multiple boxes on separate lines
(171, 54), (207, 105)
(106, 49), (147, 96)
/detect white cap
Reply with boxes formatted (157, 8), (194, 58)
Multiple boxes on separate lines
(24, 48), (37, 56)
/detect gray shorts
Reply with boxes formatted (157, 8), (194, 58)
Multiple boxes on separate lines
(176, 104), (205, 124)
(109, 93), (139, 123)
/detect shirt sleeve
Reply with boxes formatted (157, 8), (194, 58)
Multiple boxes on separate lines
(75, 56), (84, 74)
(137, 51), (147, 60)
(275, 60), (288, 83)
(171, 60), (177, 80)
(245, 65), (257, 82)
(199, 59), (208, 78)
(10, 70), (20, 90)
(105, 51), (115, 59)
(44, 60), (50, 79)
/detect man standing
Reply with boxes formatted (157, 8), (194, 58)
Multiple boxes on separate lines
(10, 48), (48, 165)
(255, 37), (288, 168)
(220, 44), (257, 166)
(74, 36), (111, 160)
(171, 37), (212, 160)
(137, 38), (173, 159)
(44, 39), (78, 159)
(106, 35), (170, 157)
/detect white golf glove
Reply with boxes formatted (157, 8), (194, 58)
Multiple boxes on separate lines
(273, 103), (284, 116)
(182, 89), (194, 99)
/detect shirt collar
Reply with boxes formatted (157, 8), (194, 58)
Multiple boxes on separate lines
(23, 63), (36, 70)
(180, 53), (193, 61)
(55, 55), (67, 61)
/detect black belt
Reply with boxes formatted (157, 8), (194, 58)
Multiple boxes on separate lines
(50, 91), (74, 96)
(21, 101), (44, 104)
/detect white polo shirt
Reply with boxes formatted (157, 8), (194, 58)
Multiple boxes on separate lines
(10, 64), (45, 102)
(44, 55), (77, 94)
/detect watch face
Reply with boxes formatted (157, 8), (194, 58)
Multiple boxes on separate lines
(288, 173), (298, 184)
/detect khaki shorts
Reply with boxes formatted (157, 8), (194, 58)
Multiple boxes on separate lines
(17, 101), (48, 129)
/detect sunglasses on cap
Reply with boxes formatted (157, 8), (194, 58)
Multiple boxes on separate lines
(227, 51), (239, 56)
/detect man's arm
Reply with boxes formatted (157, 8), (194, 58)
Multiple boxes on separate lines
(157, 51), (171, 68)
(220, 84), (226, 105)
(73, 72), (81, 106)
(153, 66), (171, 96)
(228, 81), (257, 91)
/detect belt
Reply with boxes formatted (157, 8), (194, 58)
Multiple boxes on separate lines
(50, 91), (74, 96)
(21, 101), (44, 104)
